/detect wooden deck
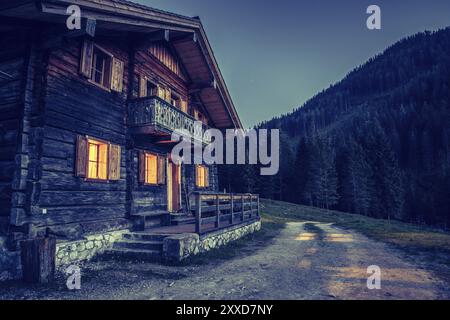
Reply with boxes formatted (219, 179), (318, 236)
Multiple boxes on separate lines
(140, 218), (259, 236)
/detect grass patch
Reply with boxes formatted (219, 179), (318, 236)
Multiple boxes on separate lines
(185, 218), (285, 265)
(261, 198), (450, 282)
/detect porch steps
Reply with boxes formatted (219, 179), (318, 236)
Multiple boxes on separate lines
(104, 248), (162, 261)
(103, 231), (169, 262)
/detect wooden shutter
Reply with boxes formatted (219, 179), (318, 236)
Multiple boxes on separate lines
(75, 135), (88, 177)
(157, 155), (166, 185)
(139, 75), (147, 97)
(80, 40), (94, 78)
(108, 144), (121, 181)
(138, 151), (146, 184)
(110, 57), (124, 92)
(204, 167), (209, 187)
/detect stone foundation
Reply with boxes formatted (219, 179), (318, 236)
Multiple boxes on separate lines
(55, 229), (127, 267)
(162, 219), (261, 263)
(0, 237), (21, 281)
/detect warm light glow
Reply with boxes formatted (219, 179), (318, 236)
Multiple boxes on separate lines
(196, 165), (208, 188)
(324, 233), (354, 242)
(145, 153), (158, 184)
(87, 139), (108, 180)
(295, 232), (317, 241)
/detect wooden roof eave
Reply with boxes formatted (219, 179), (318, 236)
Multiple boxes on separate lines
(1, 0), (243, 129)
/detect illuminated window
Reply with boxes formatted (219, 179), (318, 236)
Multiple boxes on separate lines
(87, 139), (108, 180)
(145, 153), (158, 185)
(196, 165), (208, 188)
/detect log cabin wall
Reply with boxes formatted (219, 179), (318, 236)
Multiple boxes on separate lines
(128, 138), (169, 215)
(0, 29), (29, 235)
(1, 28), (221, 241)
(31, 37), (130, 238)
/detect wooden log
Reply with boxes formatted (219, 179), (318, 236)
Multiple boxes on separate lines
(230, 194), (234, 224)
(241, 194), (244, 222)
(195, 193), (201, 234)
(20, 236), (56, 284)
(215, 194), (220, 229)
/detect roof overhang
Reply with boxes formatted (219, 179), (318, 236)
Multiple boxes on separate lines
(0, 0), (242, 129)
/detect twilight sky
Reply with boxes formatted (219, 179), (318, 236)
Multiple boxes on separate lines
(138, 0), (450, 127)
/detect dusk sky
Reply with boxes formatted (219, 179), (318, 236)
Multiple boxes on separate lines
(138, 0), (450, 127)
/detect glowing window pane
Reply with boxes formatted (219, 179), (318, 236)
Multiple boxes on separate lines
(145, 153), (157, 184)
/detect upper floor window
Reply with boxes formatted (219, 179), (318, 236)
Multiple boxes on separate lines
(80, 40), (124, 92)
(91, 47), (112, 88)
(171, 92), (181, 109)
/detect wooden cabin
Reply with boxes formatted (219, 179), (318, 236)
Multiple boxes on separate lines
(0, 0), (260, 277)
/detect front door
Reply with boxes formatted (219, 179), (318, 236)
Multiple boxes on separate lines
(167, 159), (180, 212)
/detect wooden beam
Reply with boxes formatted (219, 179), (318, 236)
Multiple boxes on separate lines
(188, 78), (217, 93)
(133, 29), (169, 50)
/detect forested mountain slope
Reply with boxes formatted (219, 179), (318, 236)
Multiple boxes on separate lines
(219, 28), (450, 227)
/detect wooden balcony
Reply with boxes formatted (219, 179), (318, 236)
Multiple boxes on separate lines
(128, 96), (212, 144)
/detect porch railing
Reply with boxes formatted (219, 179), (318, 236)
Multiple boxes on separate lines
(193, 192), (260, 235)
(128, 96), (212, 144)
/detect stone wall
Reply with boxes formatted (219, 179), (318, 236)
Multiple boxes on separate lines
(0, 237), (21, 281)
(55, 230), (127, 267)
(162, 219), (261, 263)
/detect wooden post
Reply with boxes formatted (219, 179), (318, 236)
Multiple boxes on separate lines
(241, 194), (245, 222)
(20, 236), (56, 284)
(257, 195), (260, 217)
(215, 194), (220, 229)
(195, 193), (201, 234)
(249, 194), (253, 219)
(230, 194), (234, 225)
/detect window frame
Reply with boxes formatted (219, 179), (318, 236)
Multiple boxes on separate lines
(144, 152), (159, 186)
(88, 44), (113, 91)
(195, 165), (209, 188)
(86, 137), (110, 182)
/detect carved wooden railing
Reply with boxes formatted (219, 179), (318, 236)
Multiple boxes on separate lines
(193, 192), (260, 235)
(128, 96), (212, 144)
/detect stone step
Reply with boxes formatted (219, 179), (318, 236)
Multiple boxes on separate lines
(123, 232), (169, 242)
(103, 248), (162, 262)
(113, 240), (163, 251)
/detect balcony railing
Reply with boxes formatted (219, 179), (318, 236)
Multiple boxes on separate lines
(128, 96), (212, 144)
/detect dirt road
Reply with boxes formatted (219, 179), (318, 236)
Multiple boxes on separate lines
(0, 221), (448, 300)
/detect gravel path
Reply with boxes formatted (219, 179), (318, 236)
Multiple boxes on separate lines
(0, 222), (448, 300)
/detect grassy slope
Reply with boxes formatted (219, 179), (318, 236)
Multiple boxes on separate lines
(260, 199), (450, 282)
